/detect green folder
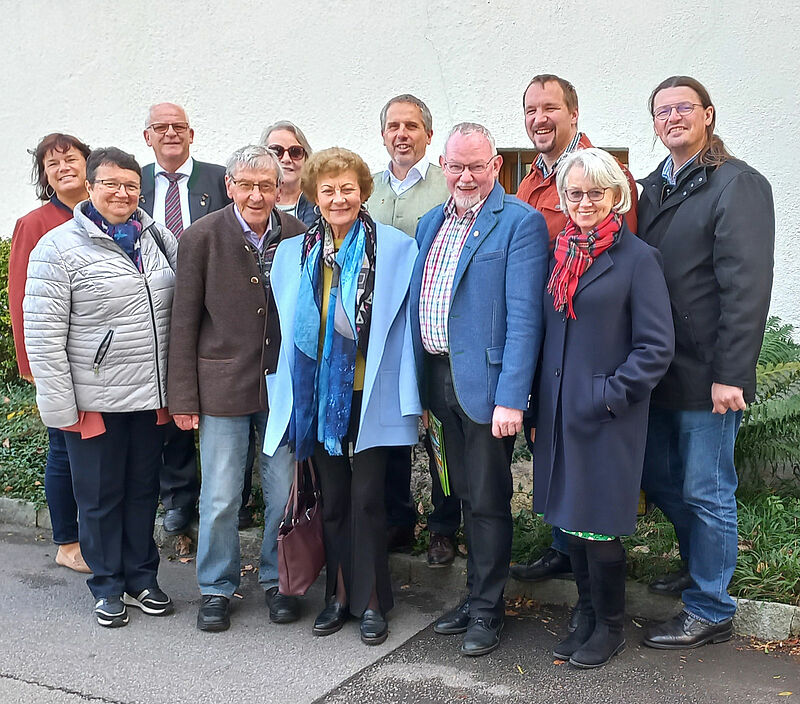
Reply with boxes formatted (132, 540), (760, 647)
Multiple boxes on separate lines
(427, 411), (450, 497)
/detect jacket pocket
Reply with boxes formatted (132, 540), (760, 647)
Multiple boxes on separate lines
(92, 329), (114, 375)
(486, 345), (504, 404)
(473, 249), (505, 263)
(591, 374), (614, 423)
(680, 311), (714, 363)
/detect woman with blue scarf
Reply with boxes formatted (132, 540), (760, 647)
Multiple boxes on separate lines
(263, 147), (421, 645)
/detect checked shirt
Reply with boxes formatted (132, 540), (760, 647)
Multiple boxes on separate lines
(419, 197), (485, 355)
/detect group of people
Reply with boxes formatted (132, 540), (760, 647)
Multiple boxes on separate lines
(9, 73), (774, 670)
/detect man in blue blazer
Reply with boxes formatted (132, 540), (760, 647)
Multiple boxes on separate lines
(410, 123), (548, 656)
(139, 102), (231, 536)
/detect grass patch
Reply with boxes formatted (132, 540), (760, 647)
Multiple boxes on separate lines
(0, 382), (47, 508)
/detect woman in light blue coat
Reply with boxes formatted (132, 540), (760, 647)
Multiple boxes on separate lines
(263, 147), (421, 646)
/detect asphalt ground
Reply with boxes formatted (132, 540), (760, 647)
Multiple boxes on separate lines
(1, 524), (798, 704)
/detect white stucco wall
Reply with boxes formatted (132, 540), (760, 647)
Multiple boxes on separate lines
(2, 0), (798, 324)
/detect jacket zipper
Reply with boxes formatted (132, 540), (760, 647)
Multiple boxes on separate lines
(142, 274), (164, 408)
(92, 329), (114, 375)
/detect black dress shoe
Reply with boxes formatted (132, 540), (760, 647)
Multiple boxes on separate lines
(433, 598), (471, 635)
(509, 548), (571, 582)
(360, 609), (388, 645)
(387, 524), (415, 553)
(197, 595), (230, 632)
(427, 533), (456, 567)
(265, 586), (300, 624)
(461, 616), (504, 656)
(648, 568), (692, 596)
(643, 610), (733, 650)
(313, 598), (349, 636)
(163, 505), (195, 535)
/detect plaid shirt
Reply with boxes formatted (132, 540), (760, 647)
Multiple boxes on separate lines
(419, 197), (485, 354)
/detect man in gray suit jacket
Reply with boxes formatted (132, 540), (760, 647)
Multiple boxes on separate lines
(140, 102), (231, 536)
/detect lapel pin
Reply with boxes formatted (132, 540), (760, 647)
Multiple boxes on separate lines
(473, 230), (480, 237)
(200, 194), (209, 206)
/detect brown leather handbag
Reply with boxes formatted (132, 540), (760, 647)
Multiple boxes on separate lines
(277, 458), (325, 595)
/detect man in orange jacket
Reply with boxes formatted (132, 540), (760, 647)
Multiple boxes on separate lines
(511, 74), (638, 585)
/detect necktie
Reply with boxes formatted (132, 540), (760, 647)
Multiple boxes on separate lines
(163, 172), (186, 237)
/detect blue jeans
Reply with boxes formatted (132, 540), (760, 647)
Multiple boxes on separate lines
(45, 427), (79, 544)
(196, 413), (295, 598)
(642, 406), (742, 623)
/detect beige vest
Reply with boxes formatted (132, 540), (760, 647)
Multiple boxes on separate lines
(366, 165), (449, 237)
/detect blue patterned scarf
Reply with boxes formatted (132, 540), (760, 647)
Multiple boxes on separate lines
(85, 202), (143, 271)
(290, 210), (376, 460)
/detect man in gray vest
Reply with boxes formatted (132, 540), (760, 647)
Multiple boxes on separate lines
(366, 94), (459, 567)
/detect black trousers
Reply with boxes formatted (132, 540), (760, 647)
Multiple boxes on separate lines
(424, 433), (463, 537)
(64, 411), (164, 599)
(159, 421), (199, 511)
(312, 392), (393, 616)
(427, 355), (515, 618)
(383, 445), (416, 528)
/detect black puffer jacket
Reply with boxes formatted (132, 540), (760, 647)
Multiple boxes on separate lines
(637, 156), (774, 410)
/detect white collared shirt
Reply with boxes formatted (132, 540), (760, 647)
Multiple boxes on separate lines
(153, 156), (194, 231)
(383, 156), (431, 197)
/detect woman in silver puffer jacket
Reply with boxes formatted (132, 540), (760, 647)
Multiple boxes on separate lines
(24, 147), (178, 629)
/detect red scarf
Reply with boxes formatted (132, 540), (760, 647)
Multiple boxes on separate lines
(547, 212), (621, 319)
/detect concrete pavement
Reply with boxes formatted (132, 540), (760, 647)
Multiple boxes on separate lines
(1, 524), (798, 704)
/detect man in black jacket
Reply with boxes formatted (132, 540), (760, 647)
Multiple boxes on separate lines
(637, 76), (774, 650)
(140, 102), (231, 535)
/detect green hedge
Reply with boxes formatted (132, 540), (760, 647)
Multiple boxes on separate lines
(0, 238), (17, 384)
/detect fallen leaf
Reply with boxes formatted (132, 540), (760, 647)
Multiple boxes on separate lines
(4, 486), (12, 492)
(6, 412), (16, 420)
(400, 584), (410, 590)
(630, 545), (650, 554)
(2, 396), (10, 404)
(34, 480), (42, 486)
(2, 438), (9, 449)
(243, 564), (254, 572)
(178, 556), (194, 564)
(778, 693), (792, 697)
(516, 665), (524, 674)
(175, 534), (193, 556)
(553, 659), (566, 666)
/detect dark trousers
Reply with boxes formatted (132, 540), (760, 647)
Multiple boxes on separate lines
(424, 433), (462, 537)
(314, 444), (392, 617)
(427, 355), (514, 619)
(159, 421), (200, 511)
(45, 427), (79, 544)
(383, 445), (416, 528)
(64, 411), (164, 599)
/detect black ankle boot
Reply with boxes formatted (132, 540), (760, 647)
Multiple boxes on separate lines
(554, 539), (594, 659)
(570, 556), (627, 669)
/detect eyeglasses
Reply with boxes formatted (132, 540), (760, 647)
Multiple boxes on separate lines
(147, 122), (190, 134)
(230, 177), (276, 194)
(564, 187), (610, 203)
(268, 144), (306, 160)
(443, 157), (497, 175)
(94, 179), (141, 194)
(653, 102), (703, 121)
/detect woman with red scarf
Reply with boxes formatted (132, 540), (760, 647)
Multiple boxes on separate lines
(531, 148), (674, 668)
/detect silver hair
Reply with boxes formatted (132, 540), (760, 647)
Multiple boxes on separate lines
(443, 122), (497, 156)
(259, 120), (313, 156)
(379, 94), (433, 133)
(225, 145), (284, 186)
(144, 102), (190, 128)
(555, 148), (632, 215)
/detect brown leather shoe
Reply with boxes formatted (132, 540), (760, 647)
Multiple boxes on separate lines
(55, 543), (91, 574)
(427, 533), (455, 567)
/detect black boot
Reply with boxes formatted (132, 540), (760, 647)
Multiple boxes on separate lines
(553, 538), (594, 660)
(570, 545), (626, 669)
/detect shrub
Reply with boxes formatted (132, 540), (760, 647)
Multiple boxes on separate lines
(0, 238), (18, 384)
(736, 316), (800, 493)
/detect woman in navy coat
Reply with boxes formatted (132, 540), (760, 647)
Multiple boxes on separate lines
(532, 148), (674, 668)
